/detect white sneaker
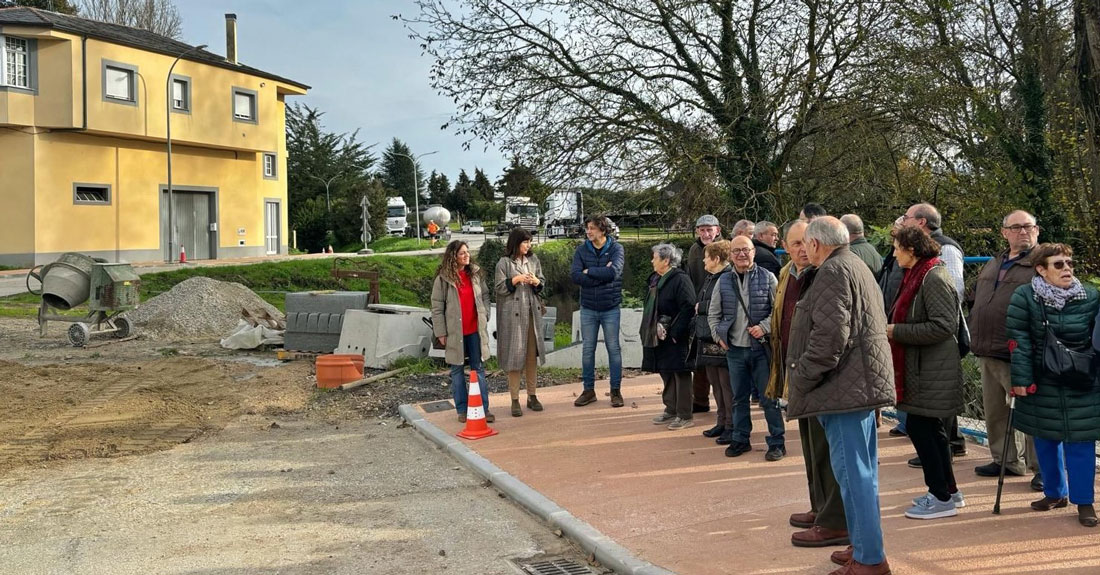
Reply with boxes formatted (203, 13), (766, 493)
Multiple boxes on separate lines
(905, 494), (958, 520)
(652, 412), (676, 425)
(667, 417), (695, 430)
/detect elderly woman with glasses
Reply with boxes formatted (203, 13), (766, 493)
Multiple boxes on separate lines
(642, 243), (697, 430)
(1006, 243), (1100, 527)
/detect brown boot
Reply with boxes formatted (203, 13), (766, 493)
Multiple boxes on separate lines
(790, 525), (849, 548)
(829, 558), (891, 575)
(511, 399), (523, 417)
(831, 546), (853, 566)
(1079, 504), (1098, 527)
(789, 511), (816, 528)
(527, 395), (543, 411)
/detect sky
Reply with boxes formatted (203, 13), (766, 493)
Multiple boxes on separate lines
(175, 0), (507, 182)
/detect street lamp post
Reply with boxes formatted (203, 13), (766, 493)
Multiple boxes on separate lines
(165, 44), (207, 263)
(392, 150), (437, 246)
(308, 173), (342, 250)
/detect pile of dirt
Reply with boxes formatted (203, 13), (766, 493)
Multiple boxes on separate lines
(127, 277), (283, 340)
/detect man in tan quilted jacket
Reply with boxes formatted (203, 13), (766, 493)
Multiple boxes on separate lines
(786, 217), (895, 575)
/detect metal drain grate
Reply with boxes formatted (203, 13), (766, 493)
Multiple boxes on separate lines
(517, 558), (594, 575)
(420, 400), (454, 413)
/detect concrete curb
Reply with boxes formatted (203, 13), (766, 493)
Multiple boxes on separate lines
(398, 404), (675, 575)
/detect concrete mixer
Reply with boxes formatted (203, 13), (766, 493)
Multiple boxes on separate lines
(26, 253), (141, 347)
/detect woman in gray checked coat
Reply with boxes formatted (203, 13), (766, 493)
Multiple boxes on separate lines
(494, 228), (547, 417)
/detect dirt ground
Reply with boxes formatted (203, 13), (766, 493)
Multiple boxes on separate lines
(0, 317), (613, 477)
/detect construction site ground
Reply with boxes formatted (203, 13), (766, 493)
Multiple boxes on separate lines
(0, 316), (591, 575)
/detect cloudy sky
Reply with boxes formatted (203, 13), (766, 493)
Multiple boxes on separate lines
(175, 0), (507, 181)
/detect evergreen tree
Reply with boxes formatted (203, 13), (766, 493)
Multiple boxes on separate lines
(472, 168), (496, 202)
(426, 170), (450, 205)
(450, 170), (473, 218)
(285, 103), (375, 252)
(379, 138), (427, 208)
(495, 157), (549, 206)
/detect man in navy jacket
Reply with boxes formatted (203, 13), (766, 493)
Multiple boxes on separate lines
(571, 215), (626, 407)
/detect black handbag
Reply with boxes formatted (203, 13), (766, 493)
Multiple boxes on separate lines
(1038, 303), (1095, 388)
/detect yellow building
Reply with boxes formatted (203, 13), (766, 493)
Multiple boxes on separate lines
(0, 8), (308, 266)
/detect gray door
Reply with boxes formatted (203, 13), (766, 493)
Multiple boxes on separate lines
(161, 191), (214, 260)
(265, 201), (280, 255)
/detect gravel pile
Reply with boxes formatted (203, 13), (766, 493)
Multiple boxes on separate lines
(127, 277), (283, 340)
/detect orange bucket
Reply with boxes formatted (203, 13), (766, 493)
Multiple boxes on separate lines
(315, 354), (361, 389)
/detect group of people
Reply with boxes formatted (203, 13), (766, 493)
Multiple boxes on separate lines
(429, 203), (1100, 575)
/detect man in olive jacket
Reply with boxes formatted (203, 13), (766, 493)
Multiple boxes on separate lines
(786, 217), (894, 575)
(970, 210), (1041, 489)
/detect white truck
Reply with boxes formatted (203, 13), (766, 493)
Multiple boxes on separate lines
(543, 190), (584, 238)
(496, 196), (540, 235)
(385, 197), (409, 236)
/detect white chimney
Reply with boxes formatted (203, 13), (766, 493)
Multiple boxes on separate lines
(225, 14), (237, 65)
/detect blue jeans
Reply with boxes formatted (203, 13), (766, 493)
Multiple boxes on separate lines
(726, 346), (784, 447)
(818, 410), (885, 566)
(1034, 437), (1096, 505)
(450, 331), (489, 415)
(894, 410), (907, 433)
(580, 307), (622, 390)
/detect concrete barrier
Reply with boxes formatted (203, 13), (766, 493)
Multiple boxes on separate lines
(336, 304), (433, 368)
(543, 308), (643, 369)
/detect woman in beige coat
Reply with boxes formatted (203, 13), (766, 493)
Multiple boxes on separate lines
(431, 240), (493, 422)
(494, 228), (547, 417)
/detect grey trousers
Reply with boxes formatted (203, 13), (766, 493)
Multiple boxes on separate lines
(660, 371), (693, 420)
(980, 357), (1038, 474)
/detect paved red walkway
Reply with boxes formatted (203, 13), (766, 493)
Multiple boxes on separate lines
(416, 374), (1100, 575)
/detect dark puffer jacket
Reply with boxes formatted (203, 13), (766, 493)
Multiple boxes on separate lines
(570, 237), (625, 311)
(641, 268), (697, 373)
(786, 247), (895, 419)
(1006, 283), (1100, 443)
(891, 265), (963, 419)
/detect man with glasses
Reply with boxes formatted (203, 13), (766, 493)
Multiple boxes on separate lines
(708, 235), (782, 460)
(969, 210), (1043, 491)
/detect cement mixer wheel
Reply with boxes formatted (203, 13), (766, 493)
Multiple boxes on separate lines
(114, 317), (132, 338)
(68, 323), (91, 347)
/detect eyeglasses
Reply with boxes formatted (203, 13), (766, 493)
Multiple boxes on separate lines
(1046, 259), (1074, 270)
(731, 248), (753, 255)
(1002, 224), (1039, 233)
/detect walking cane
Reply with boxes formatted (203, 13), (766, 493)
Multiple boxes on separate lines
(992, 395), (1016, 515)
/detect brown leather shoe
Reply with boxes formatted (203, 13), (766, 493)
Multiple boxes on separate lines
(829, 558), (891, 575)
(831, 546), (853, 566)
(1031, 496), (1069, 511)
(791, 525), (849, 548)
(789, 511), (816, 528)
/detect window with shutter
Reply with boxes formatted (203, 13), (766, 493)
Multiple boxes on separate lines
(105, 66), (133, 101)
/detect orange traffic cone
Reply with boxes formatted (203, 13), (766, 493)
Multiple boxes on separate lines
(179, 245), (187, 263)
(457, 371), (498, 440)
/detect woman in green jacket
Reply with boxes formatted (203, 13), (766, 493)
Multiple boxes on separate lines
(886, 227), (964, 520)
(1006, 243), (1100, 528)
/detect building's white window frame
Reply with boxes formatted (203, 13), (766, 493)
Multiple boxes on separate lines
(0, 35), (36, 92)
(102, 59), (138, 106)
(170, 74), (191, 113)
(73, 183), (112, 206)
(232, 86), (258, 124)
(263, 153), (277, 180)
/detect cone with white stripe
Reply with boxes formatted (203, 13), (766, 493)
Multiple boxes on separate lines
(457, 370), (497, 440)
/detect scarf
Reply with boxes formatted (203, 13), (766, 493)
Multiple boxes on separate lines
(640, 270), (675, 347)
(889, 257), (941, 402)
(1031, 275), (1086, 311)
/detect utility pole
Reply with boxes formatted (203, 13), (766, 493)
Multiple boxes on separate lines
(392, 151), (437, 246)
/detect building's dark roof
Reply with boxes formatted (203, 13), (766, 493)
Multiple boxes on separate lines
(0, 6), (309, 90)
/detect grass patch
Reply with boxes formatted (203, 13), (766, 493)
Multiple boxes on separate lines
(390, 355), (444, 374)
(0, 255), (442, 318)
(367, 236), (432, 253)
(554, 322), (572, 349)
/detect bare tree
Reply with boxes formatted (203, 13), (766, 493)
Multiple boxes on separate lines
(404, 0), (892, 219)
(79, 0), (182, 39)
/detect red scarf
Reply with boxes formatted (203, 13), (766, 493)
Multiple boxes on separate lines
(890, 257), (940, 402)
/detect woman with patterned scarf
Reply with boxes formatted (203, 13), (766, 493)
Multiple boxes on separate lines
(886, 226), (965, 520)
(1006, 243), (1100, 527)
